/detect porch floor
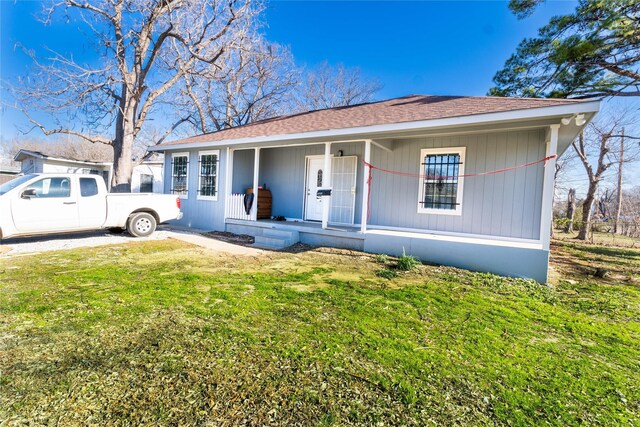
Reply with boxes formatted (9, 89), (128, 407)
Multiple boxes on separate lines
(225, 218), (362, 238)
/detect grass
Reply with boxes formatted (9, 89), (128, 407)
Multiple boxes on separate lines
(0, 239), (639, 426)
(554, 229), (640, 248)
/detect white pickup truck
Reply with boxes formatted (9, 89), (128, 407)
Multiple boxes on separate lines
(0, 173), (183, 239)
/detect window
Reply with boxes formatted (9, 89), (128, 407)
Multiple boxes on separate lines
(140, 174), (153, 193)
(171, 153), (189, 198)
(197, 150), (219, 200)
(80, 177), (99, 197)
(417, 147), (465, 215)
(28, 177), (72, 198)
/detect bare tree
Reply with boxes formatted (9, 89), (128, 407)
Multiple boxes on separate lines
(572, 111), (638, 240)
(564, 188), (576, 233)
(8, 0), (258, 191)
(6, 137), (113, 162)
(296, 61), (381, 111)
(181, 38), (297, 133)
(613, 128), (624, 233)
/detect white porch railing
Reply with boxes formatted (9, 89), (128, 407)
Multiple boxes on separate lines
(226, 193), (252, 220)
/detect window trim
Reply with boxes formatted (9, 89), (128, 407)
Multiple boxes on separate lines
(417, 147), (466, 216)
(197, 149), (220, 201)
(171, 152), (190, 199)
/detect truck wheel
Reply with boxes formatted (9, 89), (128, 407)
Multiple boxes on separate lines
(127, 212), (157, 237)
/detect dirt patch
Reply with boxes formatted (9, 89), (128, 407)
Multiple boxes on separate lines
(204, 231), (255, 246)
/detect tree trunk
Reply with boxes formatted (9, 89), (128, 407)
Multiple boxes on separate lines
(564, 188), (576, 233)
(613, 128), (624, 234)
(111, 93), (135, 193)
(577, 184), (597, 240)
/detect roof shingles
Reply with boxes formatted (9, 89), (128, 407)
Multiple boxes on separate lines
(162, 94), (587, 147)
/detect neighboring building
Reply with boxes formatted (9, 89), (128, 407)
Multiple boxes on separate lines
(149, 95), (599, 283)
(13, 149), (164, 193)
(0, 157), (21, 185)
(14, 149), (113, 187)
(130, 153), (164, 193)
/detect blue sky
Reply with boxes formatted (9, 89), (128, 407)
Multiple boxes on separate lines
(1, 0), (578, 138)
(1, 0), (636, 191)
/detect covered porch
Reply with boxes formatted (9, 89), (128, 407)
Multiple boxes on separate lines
(223, 139), (383, 232)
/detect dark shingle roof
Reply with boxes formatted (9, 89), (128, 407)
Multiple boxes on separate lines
(161, 94), (588, 147)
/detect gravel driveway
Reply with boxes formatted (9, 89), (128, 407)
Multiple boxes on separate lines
(0, 227), (263, 257)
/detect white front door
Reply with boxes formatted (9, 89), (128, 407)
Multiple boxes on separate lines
(304, 157), (325, 221)
(11, 176), (79, 233)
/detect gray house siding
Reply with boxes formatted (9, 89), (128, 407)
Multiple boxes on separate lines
(231, 149), (254, 194)
(368, 129), (546, 240)
(164, 149), (227, 231)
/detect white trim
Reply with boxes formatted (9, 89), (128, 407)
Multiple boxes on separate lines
(251, 148), (260, 221)
(417, 147), (465, 216)
(196, 149), (220, 201)
(365, 223), (542, 246)
(149, 101), (600, 152)
(366, 229), (543, 250)
(540, 124), (559, 250)
(360, 140), (371, 233)
(171, 152), (189, 199)
(322, 142), (332, 229)
(224, 147), (234, 218)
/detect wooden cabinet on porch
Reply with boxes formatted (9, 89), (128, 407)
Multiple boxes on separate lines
(246, 188), (272, 219)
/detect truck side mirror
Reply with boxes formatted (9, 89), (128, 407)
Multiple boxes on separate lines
(21, 188), (36, 199)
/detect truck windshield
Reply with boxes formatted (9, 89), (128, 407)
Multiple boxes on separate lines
(0, 174), (37, 196)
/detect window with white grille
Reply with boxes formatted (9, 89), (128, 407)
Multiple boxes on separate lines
(417, 147), (465, 215)
(198, 150), (219, 200)
(171, 153), (189, 198)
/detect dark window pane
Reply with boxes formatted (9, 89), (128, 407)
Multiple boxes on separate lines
(29, 177), (71, 198)
(80, 178), (99, 197)
(199, 154), (217, 197)
(172, 156), (188, 195)
(422, 153), (461, 210)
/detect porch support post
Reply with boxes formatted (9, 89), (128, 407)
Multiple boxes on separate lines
(360, 139), (371, 233)
(224, 147), (234, 219)
(540, 124), (559, 251)
(251, 147), (260, 221)
(322, 142), (332, 229)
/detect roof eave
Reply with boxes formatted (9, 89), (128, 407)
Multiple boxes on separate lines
(150, 101), (601, 152)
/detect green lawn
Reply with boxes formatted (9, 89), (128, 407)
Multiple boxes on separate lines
(0, 239), (638, 426)
(554, 229), (640, 248)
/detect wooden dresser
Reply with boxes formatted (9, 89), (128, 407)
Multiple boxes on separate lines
(246, 188), (272, 219)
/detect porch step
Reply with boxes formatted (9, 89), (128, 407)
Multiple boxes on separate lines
(253, 229), (300, 250)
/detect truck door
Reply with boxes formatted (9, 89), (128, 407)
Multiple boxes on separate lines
(11, 176), (79, 233)
(77, 176), (107, 228)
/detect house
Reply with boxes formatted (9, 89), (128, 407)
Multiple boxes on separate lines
(149, 95), (599, 283)
(0, 157), (21, 185)
(13, 149), (164, 193)
(14, 149), (113, 187)
(129, 153), (165, 193)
